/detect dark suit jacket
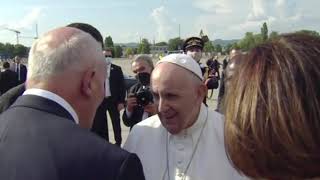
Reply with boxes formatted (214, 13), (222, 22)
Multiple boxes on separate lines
(0, 83), (25, 113)
(0, 69), (19, 95)
(122, 83), (147, 129)
(108, 64), (126, 104)
(12, 63), (27, 83)
(0, 95), (145, 180)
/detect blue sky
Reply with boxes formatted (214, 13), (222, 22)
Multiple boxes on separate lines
(0, 0), (320, 46)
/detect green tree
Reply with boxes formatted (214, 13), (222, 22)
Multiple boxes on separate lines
(215, 44), (222, 53)
(269, 31), (279, 40)
(224, 43), (233, 54)
(0, 42), (4, 53)
(104, 36), (114, 48)
(199, 29), (209, 43)
(155, 42), (168, 46)
(13, 44), (28, 57)
(125, 47), (134, 57)
(238, 32), (255, 51)
(4, 43), (15, 57)
(138, 38), (151, 54)
(168, 37), (183, 51)
(203, 41), (214, 53)
(295, 30), (320, 37)
(231, 43), (240, 50)
(261, 22), (268, 41)
(113, 45), (123, 58)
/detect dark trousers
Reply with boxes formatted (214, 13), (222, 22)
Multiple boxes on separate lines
(91, 98), (109, 141)
(106, 98), (122, 145)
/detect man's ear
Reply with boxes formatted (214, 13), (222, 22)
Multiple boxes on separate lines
(197, 83), (207, 102)
(81, 68), (96, 97)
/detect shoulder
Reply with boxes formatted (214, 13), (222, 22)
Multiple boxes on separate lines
(124, 115), (164, 149)
(135, 115), (162, 129)
(206, 108), (225, 143)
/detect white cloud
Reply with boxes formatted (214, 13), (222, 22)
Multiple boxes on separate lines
(247, 0), (268, 21)
(8, 7), (43, 30)
(151, 6), (173, 42)
(192, 0), (232, 14)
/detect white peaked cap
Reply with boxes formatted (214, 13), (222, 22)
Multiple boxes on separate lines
(156, 54), (203, 80)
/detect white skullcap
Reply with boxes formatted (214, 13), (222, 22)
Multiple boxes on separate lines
(157, 54), (203, 80)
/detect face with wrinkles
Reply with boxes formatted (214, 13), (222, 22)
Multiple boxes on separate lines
(151, 63), (205, 134)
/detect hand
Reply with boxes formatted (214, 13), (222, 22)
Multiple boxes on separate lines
(144, 103), (157, 115)
(126, 94), (137, 112)
(117, 103), (125, 111)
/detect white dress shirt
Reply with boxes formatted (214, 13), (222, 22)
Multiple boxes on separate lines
(23, 88), (79, 124)
(105, 63), (111, 97)
(124, 104), (247, 180)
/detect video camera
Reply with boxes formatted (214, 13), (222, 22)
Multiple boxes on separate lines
(134, 86), (153, 107)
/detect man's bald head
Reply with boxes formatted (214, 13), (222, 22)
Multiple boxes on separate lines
(28, 27), (104, 81)
(26, 26), (107, 128)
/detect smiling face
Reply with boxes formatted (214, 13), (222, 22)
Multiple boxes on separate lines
(151, 63), (206, 134)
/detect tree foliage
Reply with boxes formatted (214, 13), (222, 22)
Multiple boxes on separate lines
(0, 42), (28, 58)
(199, 29), (209, 43)
(295, 30), (320, 37)
(203, 41), (214, 52)
(113, 45), (123, 58)
(104, 36), (114, 48)
(125, 47), (134, 57)
(215, 44), (222, 53)
(138, 38), (150, 54)
(261, 22), (268, 41)
(237, 32), (264, 51)
(168, 37), (183, 51)
(155, 42), (168, 46)
(269, 31), (279, 40)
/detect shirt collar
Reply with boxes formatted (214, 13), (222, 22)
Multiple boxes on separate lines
(168, 103), (207, 141)
(23, 88), (79, 124)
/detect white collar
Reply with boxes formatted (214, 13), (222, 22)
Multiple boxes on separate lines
(168, 103), (207, 142)
(23, 88), (79, 124)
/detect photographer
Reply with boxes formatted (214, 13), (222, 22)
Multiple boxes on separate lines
(122, 55), (157, 130)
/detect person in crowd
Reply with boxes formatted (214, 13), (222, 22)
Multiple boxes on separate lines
(216, 50), (244, 112)
(0, 22), (107, 118)
(182, 37), (207, 77)
(0, 62), (19, 95)
(124, 54), (245, 180)
(92, 49), (126, 146)
(0, 26), (145, 180)
(224, 33), (320, 180)
(12, 55), (27, 84)
(122, 54), (157, 129)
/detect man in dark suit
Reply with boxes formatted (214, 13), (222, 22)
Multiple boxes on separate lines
(91, 50), (126, 145)
(0, 62), (19, 95)
(122, 55), (157, 129)
(13, 55), (27, 84)
(0, 26), (145, 180)
(105, 49), (126, 146)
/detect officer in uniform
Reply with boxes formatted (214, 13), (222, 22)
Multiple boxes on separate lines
(182, 37), (210, 80)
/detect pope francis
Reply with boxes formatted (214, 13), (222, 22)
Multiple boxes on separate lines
(124, 54), (246, 180)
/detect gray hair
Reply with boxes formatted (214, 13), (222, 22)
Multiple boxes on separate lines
(132, 54), (154, 70)
(27, 29), (103, 80)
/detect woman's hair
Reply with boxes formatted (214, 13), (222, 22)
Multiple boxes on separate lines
(224, 33), (320, 179)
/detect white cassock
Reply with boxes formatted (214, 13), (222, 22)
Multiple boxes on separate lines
(124, 104), (247, 180)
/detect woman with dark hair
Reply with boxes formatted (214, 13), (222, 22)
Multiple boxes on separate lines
(224, 33), (320, 179)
